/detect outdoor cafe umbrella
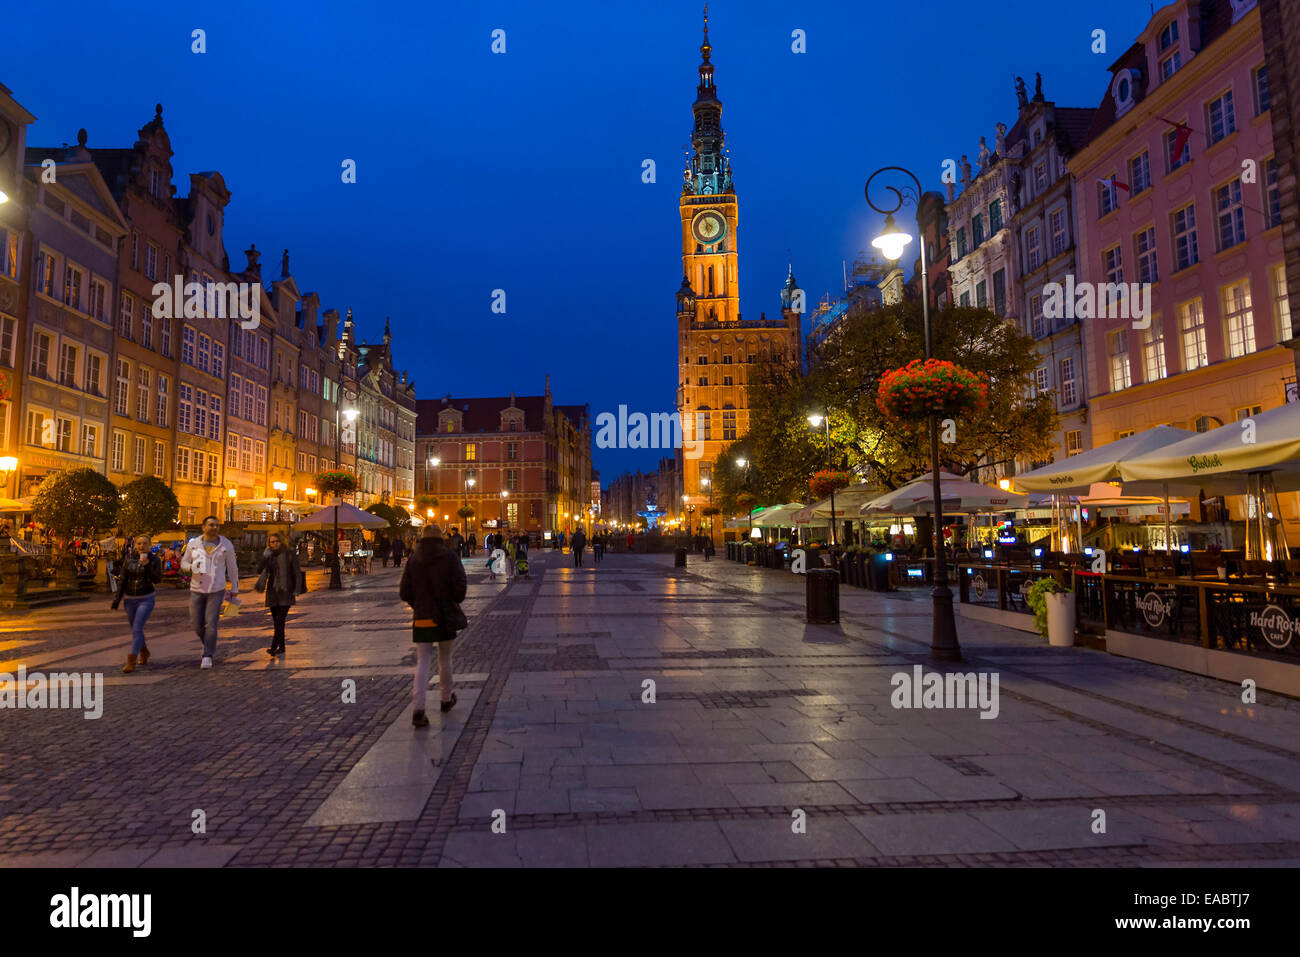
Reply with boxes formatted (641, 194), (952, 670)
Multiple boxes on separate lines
(1118, 402), (1300, 559)
(1013, 426), (1196, 494)
(1015, 426), (1197, 552)
(861, 472), (1028, 515)
(294, 501), (388, 532)
(753, 503), (805, 528)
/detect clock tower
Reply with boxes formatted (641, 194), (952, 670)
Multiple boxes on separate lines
(675, 10), (802, 522)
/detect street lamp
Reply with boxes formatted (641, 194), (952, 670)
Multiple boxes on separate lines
(807, 412), (840, 548)
(866, 165), (960, 662)
(465, 476), (476, 535)
(226, 487), (237, 523)
(0, 456), (16, 499)
(735, 456), (753, 539)
(500, 489), (508, 528)
(272, 481), (287, 522)
(305, 487), (316, 502)
(701, 475), (716, 549)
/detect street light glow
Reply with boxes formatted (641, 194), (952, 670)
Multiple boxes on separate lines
(736, 458), (747, 468)
(273, 481), (287, 493)
(872, 213), (912, 262)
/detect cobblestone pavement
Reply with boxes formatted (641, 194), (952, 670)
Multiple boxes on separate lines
(3, 549), (1300, 867)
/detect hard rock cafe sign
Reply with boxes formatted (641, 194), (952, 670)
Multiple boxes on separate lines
(971, 573), (987, 601)
(1250, 604), (1296, 650)
(1136, 591), (1176, 629)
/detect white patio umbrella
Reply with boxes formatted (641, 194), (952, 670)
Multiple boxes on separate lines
(753, 503), (805, 528)
(861, 472), (1028, 514)
(293, 501), (388, 531)
(1015, 427), (1197, 552)
(1119, 403), (1300, 559)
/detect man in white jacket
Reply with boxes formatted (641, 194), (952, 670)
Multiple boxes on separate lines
(180, 515), (241, 669)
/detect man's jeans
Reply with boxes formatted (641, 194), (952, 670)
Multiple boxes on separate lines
(123, 592), (156, 655)
(190, 591), (225, 657)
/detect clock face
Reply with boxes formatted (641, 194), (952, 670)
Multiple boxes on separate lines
(691, 210), (726, 245)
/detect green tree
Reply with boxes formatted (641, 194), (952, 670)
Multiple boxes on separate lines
(33, 468), (119, 544)
(118, 476), (180, 536)
(364, 502), (399, 529)
(745, 300), (1058, 492)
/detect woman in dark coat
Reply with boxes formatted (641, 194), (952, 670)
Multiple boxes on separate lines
(113, 533), (163, 673)
(399, 524), (468, 726)
(256, 532), (303, 656)
(391, 536), (406, 568)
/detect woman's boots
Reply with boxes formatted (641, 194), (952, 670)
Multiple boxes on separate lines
(139, 645), (150, 667)
(122, 654), (137, 674)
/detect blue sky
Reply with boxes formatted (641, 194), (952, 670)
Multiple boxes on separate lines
(9, 0), (1155, 481)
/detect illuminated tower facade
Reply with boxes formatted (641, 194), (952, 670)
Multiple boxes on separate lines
(676, 12), (802, 513)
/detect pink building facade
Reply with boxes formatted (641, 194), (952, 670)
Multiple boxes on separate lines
(1072, 0), (1295, 527)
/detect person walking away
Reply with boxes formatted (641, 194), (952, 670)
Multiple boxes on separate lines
(391, 536), (406, 568)
(256, 532), (303, 656)
(400, 524), (468, 726)
(113, 534), (162, 673)
(572, 527), (586, 567)
(467, 532), (477, 555)
(180, 515), (240, 669)
(378, 534), (390, 568)
(704, 534), (715, 561)
(592, 531), (604, 564)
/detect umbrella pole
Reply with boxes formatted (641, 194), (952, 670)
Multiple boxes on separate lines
(329, 501), (342, 590)
(1170, 481), (1180, 556)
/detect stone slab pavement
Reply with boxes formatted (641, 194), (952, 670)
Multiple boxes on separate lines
(2, 548), (1300, 867)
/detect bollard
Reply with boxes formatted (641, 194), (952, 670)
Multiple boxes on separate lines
(805, 567), (840, 624)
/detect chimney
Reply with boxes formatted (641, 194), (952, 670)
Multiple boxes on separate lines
(324, 307), (339, 347)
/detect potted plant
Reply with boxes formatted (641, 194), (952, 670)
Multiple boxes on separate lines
(1026, 576), (1075, 647)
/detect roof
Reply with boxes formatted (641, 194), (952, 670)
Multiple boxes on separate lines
(415, 395), (587, 435)
(1052, 107), (1096, 154)
(1080, 0), (1237, 145)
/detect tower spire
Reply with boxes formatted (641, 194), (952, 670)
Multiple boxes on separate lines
(687, 3), (729, 196)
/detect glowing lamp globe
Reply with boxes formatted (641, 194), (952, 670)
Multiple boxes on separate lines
(871, 214), (912, 262)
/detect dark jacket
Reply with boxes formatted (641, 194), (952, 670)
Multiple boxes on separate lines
(399, 538), (468, 634)
(571, 530), (586, 550)
(114, 552), (162, 600)
(391, 538), (405, 558)
(256, 547), (302, 607)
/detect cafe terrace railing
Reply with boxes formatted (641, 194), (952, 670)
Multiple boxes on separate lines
(956, 561), (1300, 662)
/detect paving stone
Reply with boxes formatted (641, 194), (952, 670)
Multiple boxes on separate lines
(720, 817), (881, 862)
(585, 821), (737, 866)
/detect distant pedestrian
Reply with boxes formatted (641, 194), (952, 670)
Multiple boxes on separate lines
(592, 532), (604, 564)
(704, 535), (715, 561)
(378, 534), (391, 568)
(256, 532), (303, 656)
(180, 515), (240, 669)
(572, 528), (586, 567)
(113, 533), (162, 673)
(400, 524), (468, 726)
(627, 532), (635, 550)
(391, 536), (406, 568)
(467, 532), (477, 554)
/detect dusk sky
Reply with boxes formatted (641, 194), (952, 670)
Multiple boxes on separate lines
(10, 0), (1153, 481)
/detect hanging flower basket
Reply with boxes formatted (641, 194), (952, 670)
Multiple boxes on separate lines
(876, 359), (988, 423)
(316, 469), (358, 497)
(809, 469), (851, 499)
(735, 492), (757, 511)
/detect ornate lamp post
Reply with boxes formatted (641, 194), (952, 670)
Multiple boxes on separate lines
(807, 412), (838, 547)
(226, 487), (237, 523)
(500, 489), (508, 528)
(736, 457), (753, 539)
(465, 476), (476, 535)
(272, 481), (287, 522)
(866, 165), (961, 662)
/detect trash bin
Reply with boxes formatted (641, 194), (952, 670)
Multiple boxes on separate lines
(674, 547), (687, 568)
(806, 568), (840, 624)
